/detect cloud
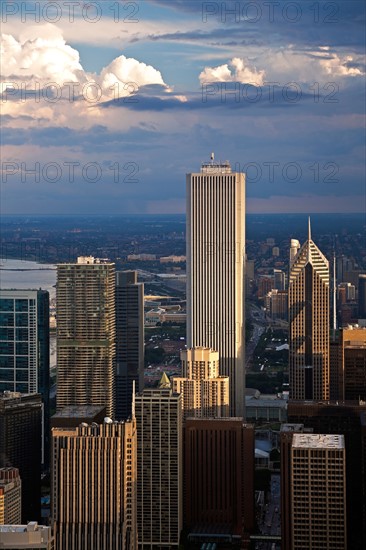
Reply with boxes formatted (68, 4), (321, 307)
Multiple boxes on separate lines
(1, 25), (169, 101)
(199, 57), (265, 85)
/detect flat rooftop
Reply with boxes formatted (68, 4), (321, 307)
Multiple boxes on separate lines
(52, 405), (106, 418)
(292, 433), (344, 449)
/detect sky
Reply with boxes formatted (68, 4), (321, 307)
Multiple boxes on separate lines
(1, 0), (365, 215)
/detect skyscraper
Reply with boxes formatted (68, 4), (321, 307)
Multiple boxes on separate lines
(135, 373), (183, 548)
(115, 271), (144, 420)
(172, 347), (229, 421)
(359, 274), (366, 320)
(288, 219), (330, 400)
(186, 157), (245, 416)
(0, 289), (50, 460)
(51, 416), (137, 550)
(184, 418), (254, 547)
(56, 256), (115, 418)
(283, 433), (347, 550)
(0, 392), (42, 522)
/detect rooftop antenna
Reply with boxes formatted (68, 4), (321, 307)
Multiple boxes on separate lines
(308, 216), (312, 241)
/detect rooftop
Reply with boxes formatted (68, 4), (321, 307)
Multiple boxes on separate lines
(52, 405), (106, 418)
(292, 433), (344, 449)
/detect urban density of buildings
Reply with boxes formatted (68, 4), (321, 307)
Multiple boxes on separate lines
(0, 160), (365, 550)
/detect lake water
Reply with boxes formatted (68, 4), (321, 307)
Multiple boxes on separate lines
(0, 258), (57, 298)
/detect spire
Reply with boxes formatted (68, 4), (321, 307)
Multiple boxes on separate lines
(158, 372), (171, 389)
(308, 216), (312, 242)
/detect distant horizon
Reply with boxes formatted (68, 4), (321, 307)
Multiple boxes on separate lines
(1, 212), (365, 218)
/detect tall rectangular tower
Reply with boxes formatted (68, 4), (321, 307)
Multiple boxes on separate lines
(51, 417), (137, 550)
(289, 433), (347, 549)
(184, 418), (254, 546)
(0, 467), (22, 525)
(0, 392), (42, 523)
(115, 271), (144, 420)
(135, 374), (182, 548)
(0, 289), (50, 457)
(56, 257), (115, 418)
(187, 157), (245, 416)
(289, 220), (329, 400)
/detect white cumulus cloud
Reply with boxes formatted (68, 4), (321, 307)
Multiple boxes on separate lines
(199, 57), (266, 86)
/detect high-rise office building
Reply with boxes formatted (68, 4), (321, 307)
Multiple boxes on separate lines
(56, 256), (115, 418)
(0, 392), (42, 522)
(288, 400), (366, 549)
(283, 433), (347, 550)
(273, 269), (286, 290)
(0, 467), (21, 525)
(184, 418), (254, 547)
(186, 157), (245, 416)
(288, 219), (330, 400)
(115, 271), (144, 420)
(135, 373), (183, 548)
(329, 326), (366, 401)
(172, 347), (229, 421)
(51, 415), (137, 550)
(359, 274), (366, 320)
(0, 289), (50, 461)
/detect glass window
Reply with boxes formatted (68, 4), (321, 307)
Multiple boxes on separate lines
(16, 342), (28, 355)
(0, 341), (14, 354)
(0, 299), (13, 312)
(15, 313), (28, 327)
(0, 313), (14, 326)
(15, 383), (28, 392)
(16, 369), (28, 382)
(0, 327), (13, 341)
(15, 299), (29, 312)
(16, 328), (28, 341)
(16, 356), (28, 368)
(0, 356), (13, 368)
(0, 369), (14, 381)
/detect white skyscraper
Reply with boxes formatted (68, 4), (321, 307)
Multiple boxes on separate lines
(186, 156), (245, 416)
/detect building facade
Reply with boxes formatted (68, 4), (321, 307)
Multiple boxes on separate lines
(135, 374), (183, 548)
(186, 158), (246, 416)
(290, 433), (346, 549)
(288, 220), (330, 400)
(184, 418), (254, 547)
(330, 326), (366, 401)
(0, 289), (49, 460)
(56, 257), (115, 418)
(173, 347), (229, 421)
(0, 392), (42, 523)
(0, 467), (21, 525)
(288, 400), (366, 549)
(115, 271), (144, 420)
(51, 418), (137, 550)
